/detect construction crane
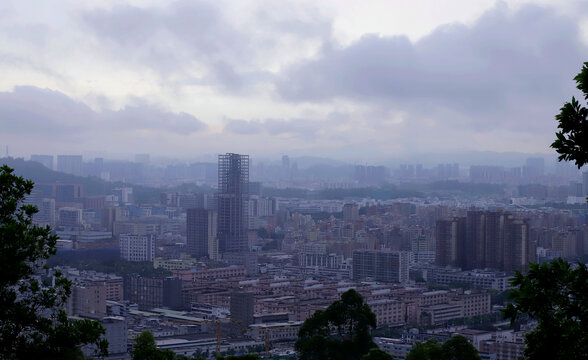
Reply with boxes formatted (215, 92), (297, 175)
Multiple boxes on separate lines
(216, 320), (221, 354)
(215, 318), (245, 355)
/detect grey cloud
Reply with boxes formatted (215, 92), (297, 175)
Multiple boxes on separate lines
(0, 86), (207, 136)
(263, 118), (319, 137)
(81, 1), (331, 91)
(110, 106), (207, 134)
(276, 4), (588, 132)
(256, 5), (332, 39)
(82, 5), (161, 46)
(82, 1), (241, 74)
(0, 86), (92, 136)
(223, 119), (264, 135)
(224, 117), (346, 140)
(210, 61), (243, 91)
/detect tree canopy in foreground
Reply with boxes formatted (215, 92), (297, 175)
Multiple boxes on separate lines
(405, 335), (480, 360)
(0, 165), (107, 359)
(552, 61), (588, 168)
(295, 288), (378, 360)
(503, 259), (588, 360)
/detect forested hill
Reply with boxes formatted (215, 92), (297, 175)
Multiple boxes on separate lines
(1, 157), (115, 196)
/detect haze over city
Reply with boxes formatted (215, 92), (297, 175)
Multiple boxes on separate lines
(2, 1), (588, 360)
(1, 0), (588, 161)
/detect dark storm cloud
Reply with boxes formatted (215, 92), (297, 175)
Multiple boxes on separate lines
(276, 4), (588, 132)
(0, 86), (207, 136)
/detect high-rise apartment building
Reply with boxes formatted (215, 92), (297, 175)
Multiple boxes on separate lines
(435, 210), (532, 272)
(466, 210), (486, 270)
(230, 290), (255, 326)
(119, 234), (155, 262)
(101, 206), (120, 232)
(484, 211), (507, 270)
(217, 153), (249, 255)
(504, 217), (532, 272)
(353, 249), (410, 283)
(186, 208), (218, 259)
(71, 282), (106, 319)
(123, 275), (182, 310)
(435, 217), (466, 268)
(343, 203), (359, 222)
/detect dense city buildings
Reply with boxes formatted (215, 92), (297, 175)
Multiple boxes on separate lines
(8, 153), (588, 359)
(217, 153), (250, 255)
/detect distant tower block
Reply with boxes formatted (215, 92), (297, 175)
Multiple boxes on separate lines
(217, 153), (249, 254)
(187, 208), (218, 259)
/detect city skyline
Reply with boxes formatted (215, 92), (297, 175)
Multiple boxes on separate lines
(1, 1), (587, 160)
(2, 1), (588, 357)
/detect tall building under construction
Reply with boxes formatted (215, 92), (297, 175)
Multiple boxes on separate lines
(217, 153), (249, 255)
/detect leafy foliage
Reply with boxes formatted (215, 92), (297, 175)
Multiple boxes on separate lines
(295, 289), (378, 360)
(503, 259), (588, 360)
(442, 335), (481, 360)
(405, 339), (443, 360)
(405, 336), (479, 360)
(132, 330), (176, 360)
(552, 62), (588, 168)
(361, 348), (395, 360)
(0, 165), (107, 359)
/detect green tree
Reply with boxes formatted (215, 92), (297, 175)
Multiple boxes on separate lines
(132, 331), (159, 360)
(552, 62), (588, 168)
(442, 335), (480, 360)
(0, 165), (107, 359)
(295, 289), (378, 360)
(132, 330), (177, 360)
(503, 259), (588, 360)
(405, 336), (479, 360)
(361, 348), (395, 360)
(405, 339), (443, 360)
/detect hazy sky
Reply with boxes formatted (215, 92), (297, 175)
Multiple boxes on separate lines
(0, 0), (587, 161)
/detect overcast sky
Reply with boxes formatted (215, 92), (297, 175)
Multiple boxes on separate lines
(0, 0), (587, 162)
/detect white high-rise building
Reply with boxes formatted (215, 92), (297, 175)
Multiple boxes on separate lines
(119, 234), (155, 262)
